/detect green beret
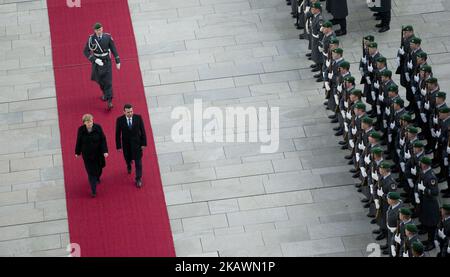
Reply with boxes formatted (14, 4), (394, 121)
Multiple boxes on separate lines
(93, 22), (102, 30)
(369, 131), (382, 140)
(413, 140), (425, 148)
(393, 98), (404, 107)
(437, 91), (446, 99)
(420, 156), (432, 165)
(344, 76), (355, 83)
(371, 147), (383, 155)
(412, 242), (424, 253)
(410, 37), (422, 44)
(355, 101), (366, 110)
(387, 192), (400, 200)
(380, 161), (393, 169)
(333, 48), (343, 54)
(368, 42), (378, 48)
(420, 65), (432, 73)
(403, 25), (413, 32)
(439, 106), (450, 113)
(426, 77), (438, 84)
(377, 56), (387, 63)
(400, 113), (413, 122)
(442, 204), (450, 211)
(400, 208), (412, 216)
(322, 21), (333, 28)
(416, 52), (428, 59)
(364, 35), (375, 42)
(339, 61), (350, 70)
(381, 70), (392, 78)
(350, 89), (362, 96)
(312, 2), (322, 9)
(407, 126), (419, 134)
(406, 224), (418, 233)
(387, 84), (399, 92)
(362, 116), (374, 125)
(330, 38), (340, 44)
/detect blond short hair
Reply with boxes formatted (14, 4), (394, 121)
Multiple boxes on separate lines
(82, 114), (93, 123)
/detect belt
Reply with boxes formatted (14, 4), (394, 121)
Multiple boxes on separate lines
(94, 52), (109, 57)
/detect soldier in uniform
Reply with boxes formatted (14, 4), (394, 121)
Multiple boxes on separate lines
(412, 65), (433, 119)
(309, 2), (324, 74)
(83, 23), (121, 110)
(366, 147), (384, 222)
(325, 48), (345, 120)
(339, 76), (357, 150)
(328, 0), (348, 36)
(421, 77), (440, 154)
(401, 224), (420, 257)
(432, 96), (449, 180)
(347, 102), (367, 173)
(396, 26), (415, 110)
(376, 0), (391, 33)
(403, 140), (426, 204)
(315, 21), (336, 82)
(363, 42), (382, 117)
(352, 115), (375, 180)
(384, 192), (402, 256)
(393, 208), (413, 256)
(435, 204), (450, 257)
(334, 61), (351, 137)
(412, 241), (426, 257)
(373, 161), (397, 241)
(415, 156), (440, 251)
(404, 37), (424, 114)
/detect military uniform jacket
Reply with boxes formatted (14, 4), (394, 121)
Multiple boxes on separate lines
(83, 33), (120, 82)
(386, 202), (402, 229)
(404, 47), (424, 81)
(422, 88), (439, 121)
(416, 167), (440, 227)
(405, 150), (424, 180)
(403, 234), (420, 257)
(431, 102), (448, 133)
(364, 52), (381, 83)
(397, 34), (413, 80)
(437, 216), (450, 257)
(437, 115), (450, 151)
(310, 13), (324, 64)
(397, 218), (413, 252)
(401, 136), (418, 163)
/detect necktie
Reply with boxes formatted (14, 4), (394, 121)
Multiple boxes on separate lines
(128, 118), (132, 129)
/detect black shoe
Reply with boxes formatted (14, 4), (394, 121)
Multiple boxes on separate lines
(345, 155), (353, 160)
(363, 203), (371, 208)
(330, 118), (338, 123)
(91, 192), (96, 198)
(335, 131), (343, 136)
(107, 101), (113, 110)
(316, 77), (324, 82)
(375, 16), (382, 20)
(380, 244), (389, 250)
(333, 126), (340, 131)
(339, 141), (346, 145)
(347, 160), (354, 165)
(372, 229), (381, 234)
(306, 53), (312, 57)
(299, 34), (306, 40)
(328, 115), (336, 119)
(357, 188), (362, 192)
(296, 25), (304, 30)
(370, 218), (377, 223)
(355, 183), (361, 188)
(379, 26), (390, 33)
(352, 172), (360, 178)
(136, 179), (142, 188)
(101, 95), (107, 102)
(311, 67), (320, 72)
(313, 73), (322, 78)
(361, 198), (369, 203)
(375, 233), (386, 240)
(335, 30), (347, 37)
(341, 145), (348, 150)
(442, 193), (450, 198)
(127, 165), (132, 174)
(309, 64), (315, 68)
(373, 12), (380, 17)
(375, 23), (383, 28)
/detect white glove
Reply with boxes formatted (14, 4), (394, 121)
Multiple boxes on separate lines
(403, 251), (409, 257)
(415, 192), (420, 204)
(405, 73), (410, 82)
(344, 122), (349, 133)
(362, 56), (367, 64)
(421, 88), (426, 96)
(334, 94), (339, 105)
(318, 46), (324, 52)
(420, 113), (427, 123)
(408, 178), (414, 188)
(364, 155), (371, 164)
(328, 72), (333, 79)
(371, 91), (376, 101)
(325, 81), (330, 91)
(395, 233), (401, 244)
(412, 86), (417, 94)
(368, 64), (373, 73)
(377, 105), (381, 115)
(404, 151), (411, 159)
(436, 129), (442, 137)
(358, 142), (365, 151)
(388, 226), (397, 233)
(391, 246), (397, 257)
(424, 101), (430, 110)
(361, 167), (367, 177)
(370, 184), (374, 194)
(347, 111), (352, 120)
(407, 60), (413, 70)
(414, 75), (419, 82)
(400, 137), (405, 146)
(438, 228), (446, 240)
(447, 146), (450, 154)
(418, 181), (425, 191)
(396, 57), (400, 67)
(388, 133), (392, 143)
(95, 58), (104, 66)
(305, 6), (310, 13)
(447, 246), (450, 254)
(341, 110), (346, 120)
(366, 76), (372, 85)
(372, 173), (379, 181)
(431, 128), (437, 138)
(344, 101), (349, 108)
(377, 188), (384, 197)
(379, 93), (385, 102)
(434, 240), (440, 250)
(349, 139), (355, 149)
(374, 199), (380, 209)
(352, 127), (357, 135)
(375, 82), (380, 89)
(326, 59), (331, 67)
(337, 84), (342, 93)
(356, 153), (360, 162)
(411, 167), (417, 176)
(390, 122), (395, 130)
(398, 47), (405, 56)
(400, 162), (405, 172)
(433, 116), (438, 125)
(385, 107), (390, 116)
(383, 119), (387, 129)
(445, 157), (448, 166)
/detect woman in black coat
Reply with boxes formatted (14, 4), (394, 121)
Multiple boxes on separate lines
(75, 114), (108, 197)
(329, 0), (348, 36)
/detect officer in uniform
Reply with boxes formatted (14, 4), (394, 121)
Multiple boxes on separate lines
(433, 97), (449, 181)
(396, 26), (415, 109)
(309, 2), (324, 73)
(316, 21), (336, 82)
(393, 208), (413, 256)
(363, 42), (382, 117)
(421, 77), (440, 154)
(384, 191), (402, 256)
(435, 204), (450, 257)
(83, 23), (121, 110)
(366, 147), (384, 222)
(403, 140), (426, 204)
(401, 224), (420, 257)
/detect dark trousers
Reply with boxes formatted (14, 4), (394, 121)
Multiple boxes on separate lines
(94, 58), (113, 101)
(88, 174), (100, 194)
(423, 225), (437, 243)
(334, 18), (347, 32)
(379, 11), (391, 27)
(127, 158), (143, 181)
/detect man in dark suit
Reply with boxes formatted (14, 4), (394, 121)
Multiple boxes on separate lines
(116, 104), (147, 187)
(376, 0), (391, 33)
(328, 0), (348, 36)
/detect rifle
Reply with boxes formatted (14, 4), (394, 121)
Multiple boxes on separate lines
(396, 26), (404, 75)
(325, 47), (333, 99)
(375, 176), (382, 220)
(394, 218), (401, 256)
(360, 37), (367, 84)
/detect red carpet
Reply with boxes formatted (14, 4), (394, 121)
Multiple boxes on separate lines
(46, 0), (175, 256)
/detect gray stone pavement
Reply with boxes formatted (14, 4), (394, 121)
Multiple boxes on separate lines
(0, 0), (449, 256)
